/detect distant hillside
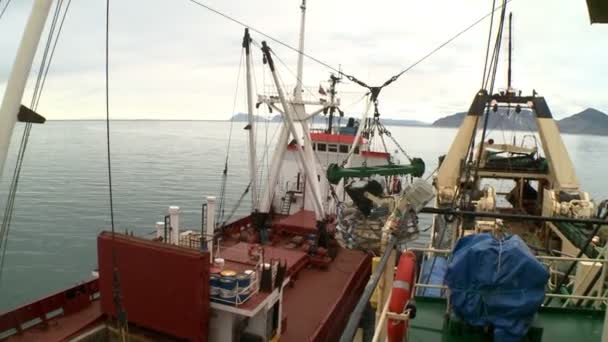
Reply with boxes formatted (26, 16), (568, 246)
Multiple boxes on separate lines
(432, 109), (538, 131)
(380, 118), (428, 127)
(558, 108), (608, 135)
(432, 107), (608, 135)
(432, 112), (466, 127)
(229, 113), (269, 122)
(230, 113), (428, 126)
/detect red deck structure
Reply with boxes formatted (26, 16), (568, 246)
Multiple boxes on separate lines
(98, 232), (210, 342)
(0, 279), (102, 341)
(221, 242), (309, 277)
(274, 209), (336, 236)
(1, 221), (371, 342)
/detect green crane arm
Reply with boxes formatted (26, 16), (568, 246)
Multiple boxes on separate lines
(326, 158), (425, 185)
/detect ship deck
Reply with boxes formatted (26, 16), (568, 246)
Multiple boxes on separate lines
(223, 212), (371, 341)
(282, 247), (370, 341)
(0, 210), (370, 342)
(410, 297), (604, 341)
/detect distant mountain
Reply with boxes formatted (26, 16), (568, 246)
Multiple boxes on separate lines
(379, 118), (428, 127)
(432, 109), (538, 131)
(432, 107), (608, 136)
(558, 108), (608, 135)
(230, 113), (428, 126)
(229, 113), (270, 122)
(432, 112), (466, 127)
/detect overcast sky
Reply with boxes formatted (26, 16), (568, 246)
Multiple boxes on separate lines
(0, 0), (606, 121)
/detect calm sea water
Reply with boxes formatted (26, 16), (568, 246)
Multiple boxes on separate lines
(0, 121), (606, 310)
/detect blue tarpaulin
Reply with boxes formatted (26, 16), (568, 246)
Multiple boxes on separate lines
(445, 233), (549, 342)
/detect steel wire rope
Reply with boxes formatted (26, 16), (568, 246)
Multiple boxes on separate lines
(103, 0), (129, 337)
(186, 0), (512, 95)
(473, 0), (508, 184)
(0, 0), (70, 283)
(219, 125), (283, 226)
(481, 0), (498, 87)
(0, 0), (12, 21)
(216, 51), (244, 226)
(249, 45), (265, 208)
(185, 0), (341, 74)
(267, 47), (329, 175)
(34, 0), (73, 111)
(421, 0), (509, 295)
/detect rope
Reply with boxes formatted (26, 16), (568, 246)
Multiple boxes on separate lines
(186, 0), (513, 97)
(185, 0), (341, 74)
(0, 0), (12, 21)
(219, 184), (250, 228)
(0, 0), (71, 284)
(379, 121), (414, 163)
(342, 0), (513, 93)
(473, 0), (508, 183)
(221, 107), (282, 227)
(341, 97), (373, 166)
(34, 0), (73, 110)
(105, 0), (129, 337)
(216, 51), (244, 226)
(481, 0), (498, 87)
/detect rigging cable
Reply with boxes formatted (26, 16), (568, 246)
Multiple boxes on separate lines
(480, 0), (498, 87)
(473, 0), (509, 183)
(186, 0), (340, 74)
(341, 0), (513, 92)
(216, 51), (244, 226)
(0, 0), (70, 283)
(105, 0), (128, 338)
(186, 0), (511, 90)
(423, 0), (508, 287)
(0, 0), (12, 21)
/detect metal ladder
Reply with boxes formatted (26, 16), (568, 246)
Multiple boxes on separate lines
(280, 192), (293, 215)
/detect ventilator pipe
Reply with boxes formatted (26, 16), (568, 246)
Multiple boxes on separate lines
(169, 206), (180, 245)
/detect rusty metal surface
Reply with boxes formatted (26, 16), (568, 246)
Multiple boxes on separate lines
(98, 232), (210, 342)
(0, 278), (100, 341)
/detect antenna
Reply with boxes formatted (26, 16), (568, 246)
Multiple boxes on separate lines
(508, 12), (513, 89)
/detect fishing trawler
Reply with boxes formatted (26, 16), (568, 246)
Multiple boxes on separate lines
(1, 0), (607, 342)
(0, 1), (423, 341)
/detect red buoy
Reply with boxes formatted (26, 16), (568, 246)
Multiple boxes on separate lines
(387, 251), (416, 342)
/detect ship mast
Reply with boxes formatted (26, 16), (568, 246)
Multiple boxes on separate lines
(0, 0), (53, 176)
(259, 0), (325, 220)
(507, 12), (513, 90)
(290, 0), (325, 219)
(294, 0), (306, 101)
(243, 28), (258, 211)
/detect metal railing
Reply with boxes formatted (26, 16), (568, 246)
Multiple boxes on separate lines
(408, 246), (608, 303)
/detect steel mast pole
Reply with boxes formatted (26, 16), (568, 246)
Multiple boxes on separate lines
(243, 29), (259, 210)
(262, 42), (325, 219)
(291, 0), (324, 216)
(294, 0), (306, 97)
(0, 0), (53, 176)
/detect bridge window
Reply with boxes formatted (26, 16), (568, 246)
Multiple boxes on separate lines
(317, 143), (327, 152)
(339, 145), (349, 153)
(328, 144), (338, 152)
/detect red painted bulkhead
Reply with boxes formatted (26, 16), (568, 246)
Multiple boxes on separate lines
(98, 232), (210, 341)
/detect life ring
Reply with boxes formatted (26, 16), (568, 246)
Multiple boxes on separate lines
(387, 251), (416, 342)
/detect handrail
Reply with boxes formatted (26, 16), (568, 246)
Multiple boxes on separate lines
(415, 283), (608, 302)
(0, 278), (99, 337)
